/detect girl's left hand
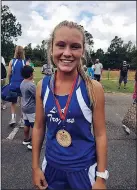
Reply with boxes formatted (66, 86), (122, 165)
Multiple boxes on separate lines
(92, 178), (107, 189)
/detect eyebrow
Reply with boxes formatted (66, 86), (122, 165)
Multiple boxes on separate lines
(55, 41), (82, 46)
(55, 41), (65, 44)
(71, 43), (82, 46)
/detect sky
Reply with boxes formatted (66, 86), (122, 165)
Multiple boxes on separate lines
(2, 1), (136, 52)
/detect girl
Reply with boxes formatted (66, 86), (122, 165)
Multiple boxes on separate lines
(32, 21), (108, 190)
(8, 46), (27, 126)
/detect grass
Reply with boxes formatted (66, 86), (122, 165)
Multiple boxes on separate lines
(102, 70), (135, 80)
(33, 67), (134, 93)
(101, 80), (134, 93)
(6, 67), (135, 93)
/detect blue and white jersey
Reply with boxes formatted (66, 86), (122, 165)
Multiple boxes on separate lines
(41, 75), (97, 171)
(10, 58), (26, 90)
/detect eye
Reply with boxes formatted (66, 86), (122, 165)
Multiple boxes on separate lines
(71, 43), (82, 49)
(56, 41), (66, 48)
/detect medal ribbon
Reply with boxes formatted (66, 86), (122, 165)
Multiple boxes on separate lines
(54, 73), (78, 121)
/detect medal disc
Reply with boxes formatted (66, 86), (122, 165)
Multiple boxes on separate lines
(56, 129), (72, 147)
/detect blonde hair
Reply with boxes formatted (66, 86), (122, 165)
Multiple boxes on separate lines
(14, 46), (25, 60)
(47, 20), (96, 107)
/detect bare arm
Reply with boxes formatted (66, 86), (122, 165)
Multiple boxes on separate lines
(32, 80), (46, 169)
(101, 68), (103, 74)
(92, 80), (107, 178)
(7, 60), (12, 82)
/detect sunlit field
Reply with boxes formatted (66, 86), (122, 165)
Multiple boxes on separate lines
(33, 67), (135, 93)
(5, 67), (135, 93)
(102, 70), (135, 81)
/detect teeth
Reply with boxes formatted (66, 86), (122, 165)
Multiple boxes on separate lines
(62, 60), (72, 63)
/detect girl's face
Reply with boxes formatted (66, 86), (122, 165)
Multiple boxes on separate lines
(52, 26), (84, 73)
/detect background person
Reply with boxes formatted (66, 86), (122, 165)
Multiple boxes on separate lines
(7, 46), (27, 126)
(122, 70), (137, 135)
(94, 59), (103, 82)
(27, 58), (35, 71)
(41, 61), (54, 76)
(20, 65), (36, 150)
(118, 61), (130, 89)
(83, 64), (87, 73)
(87, 64), (95, 79)
(32, 20), (108, 190)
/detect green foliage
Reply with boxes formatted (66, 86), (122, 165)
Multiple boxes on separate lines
(1, 7), (136, 69)
(1, 5), (22, 43)
(2, 42), (16, 64)
(24, 40), (48, 66)
(88, 36), (137, 70)
(1, 5), (22, 63)
(33, 60), (44, 67)
(84, 30), (94, 47)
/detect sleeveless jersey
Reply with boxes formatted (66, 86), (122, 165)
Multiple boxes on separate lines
(41, 75), (97, 171)
(10, 58), (26, 90)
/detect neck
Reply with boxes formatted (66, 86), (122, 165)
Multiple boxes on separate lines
(54, 69), (78, 96)
(24, 78), (33, 81)
(56, 69), (78, 83)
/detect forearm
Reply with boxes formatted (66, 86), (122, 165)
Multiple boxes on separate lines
(8, 73), (11, 82)
(32, 124), (45, 169)
(96, 134), (107, 172)
(8, 62), (12, 82)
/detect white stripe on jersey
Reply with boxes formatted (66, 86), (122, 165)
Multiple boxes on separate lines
(43, 85), (50, 110)
(22, 60), (25, 66)
(88, 162), (97, 186)
(12, 59), (18, 71)
(76, 87), (92, 123)
(42, 156), (47, 173)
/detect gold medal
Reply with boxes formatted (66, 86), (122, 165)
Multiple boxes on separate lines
(56, 129), (72, 147)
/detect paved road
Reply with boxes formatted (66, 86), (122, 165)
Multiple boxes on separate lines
(1, 93), (137, 189)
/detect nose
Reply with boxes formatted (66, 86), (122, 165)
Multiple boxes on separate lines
(63, 46), (72, 57)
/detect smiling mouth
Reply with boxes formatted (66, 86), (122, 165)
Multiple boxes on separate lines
(60, 60), (74, 63)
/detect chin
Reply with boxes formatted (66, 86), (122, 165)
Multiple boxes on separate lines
(58, 66), (75, 73)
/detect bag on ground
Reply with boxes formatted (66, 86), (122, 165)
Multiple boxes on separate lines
(122, 102), (137, 134)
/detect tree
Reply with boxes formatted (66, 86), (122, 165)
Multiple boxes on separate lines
(79, 25), (94, 47)
(2, 42), (16, 64)
(40, 40), (48, 61)
(108, 36), (123, 53)
(127, 44), (137, 69)
(84, 30), (94, 47)
(1, 5), (22, 44)
(107, 36), (125, 68)
(95, 48), (104, 59)
(84, 30), (94, 66)
(85, 49), (93, 67)
(1, 5), (22, 63)
(24, 43), (33, 59)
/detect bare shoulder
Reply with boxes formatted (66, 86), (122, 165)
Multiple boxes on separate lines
(37, 79), (43, 88)
(91, 80), (105, 107)
(36, 79), (43, 95)
(8, 60), (13, 66)
(91, 80), (104, 94)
